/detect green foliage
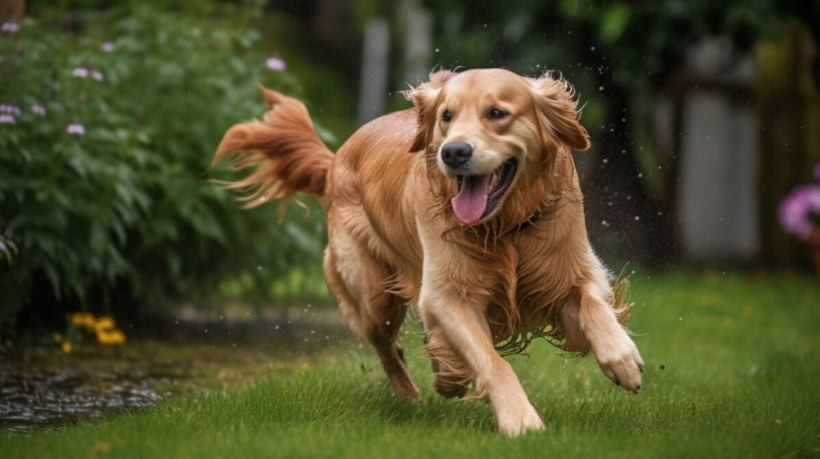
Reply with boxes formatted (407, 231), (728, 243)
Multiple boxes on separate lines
(0, 5), (327, 332)
(420, 0), (798, 131)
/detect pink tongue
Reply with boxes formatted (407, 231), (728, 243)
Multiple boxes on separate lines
(451, 175), (490, 224)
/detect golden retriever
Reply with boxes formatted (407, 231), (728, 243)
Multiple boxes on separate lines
(212, 68), (644, 436)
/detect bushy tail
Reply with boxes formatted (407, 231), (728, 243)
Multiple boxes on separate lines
(212, 85), (334, 211)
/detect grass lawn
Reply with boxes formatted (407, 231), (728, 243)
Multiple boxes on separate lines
(3, 271), (819, 458)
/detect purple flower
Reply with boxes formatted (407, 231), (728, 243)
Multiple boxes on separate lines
(72, 68), (89, 78)
(0, 104), (20, 115)
(0, 241), (6, 252)
(778, 184), (820, 238)
(31, 105), (46, 116)
(1, 22), (20, 33)
(91, 70), (104, 81)
(101, 42), (115, 53)
(67, 123), (85, 135)
(265, 56), (286, 71)
(0, 114), (15, 124)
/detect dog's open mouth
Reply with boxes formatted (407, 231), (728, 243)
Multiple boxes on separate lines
(451, 158), (518, 225)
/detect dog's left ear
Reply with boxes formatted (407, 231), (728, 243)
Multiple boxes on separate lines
(528, 74), (590, 151)
(403, 70), (457, 153)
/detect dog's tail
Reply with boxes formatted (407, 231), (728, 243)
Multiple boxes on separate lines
(212, 85), (334, 211)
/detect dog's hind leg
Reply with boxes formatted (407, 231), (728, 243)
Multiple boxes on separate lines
(323, 245), (421, 402)
(424, 330), (469, 399)
(366, 292), (420, 402)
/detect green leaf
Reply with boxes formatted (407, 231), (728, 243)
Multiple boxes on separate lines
(600, 5), (630, 43)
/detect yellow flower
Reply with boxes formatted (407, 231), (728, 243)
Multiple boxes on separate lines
(53, 332), (63, 343)
(94, 316), (116, 332)
(62, 341), (72, 353)
(68, 312), (97, 328)
(96, 328), (126, 345)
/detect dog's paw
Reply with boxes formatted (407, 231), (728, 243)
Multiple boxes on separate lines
(595, 337), (644, 394)
(496, 401), (545, 437)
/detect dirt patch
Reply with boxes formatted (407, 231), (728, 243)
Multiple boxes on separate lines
(0, 306), (353, 433)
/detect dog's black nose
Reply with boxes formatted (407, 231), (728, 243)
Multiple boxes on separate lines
(440, 142), (472, 169)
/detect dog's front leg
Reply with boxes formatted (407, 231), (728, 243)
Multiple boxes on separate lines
(562, 270), (645, 393)
(419, 284), (544, 437)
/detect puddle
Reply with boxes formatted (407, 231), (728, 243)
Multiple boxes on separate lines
(0, 306), (353, 433)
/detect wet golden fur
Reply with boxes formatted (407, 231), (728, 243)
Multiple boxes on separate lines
(213, 68), (644, 437)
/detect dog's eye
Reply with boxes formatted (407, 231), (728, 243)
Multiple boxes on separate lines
(488, 108), (508, 119)
(441, 110), (453, 122)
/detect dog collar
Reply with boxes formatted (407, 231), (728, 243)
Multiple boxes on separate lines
(511, 207), (542, 233)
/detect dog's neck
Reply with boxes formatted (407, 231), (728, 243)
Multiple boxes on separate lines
(510, 207), (542, 233)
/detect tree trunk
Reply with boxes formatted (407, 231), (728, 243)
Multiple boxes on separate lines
(1, 0), (24, 26)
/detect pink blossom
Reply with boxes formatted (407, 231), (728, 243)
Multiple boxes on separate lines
(91, 71), (104, 81)
(67, 123), (85, 135)
(0, 114), (15, 124)
(72, 68), (89, 78)
(101, 42), (115, 53)
(265, 56), (286, 71)
(1, 22), (20, 33)
(0, 104), (20, 115)
(31, 105), (46, 116)
(778, 184), (820, 238)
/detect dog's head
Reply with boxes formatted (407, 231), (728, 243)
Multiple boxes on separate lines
(405, 68), (589, 226)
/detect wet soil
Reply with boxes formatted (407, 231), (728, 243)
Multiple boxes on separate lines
(0, 305), (353, 433)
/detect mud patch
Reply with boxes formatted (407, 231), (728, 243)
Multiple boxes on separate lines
(0, 307), (353, 433)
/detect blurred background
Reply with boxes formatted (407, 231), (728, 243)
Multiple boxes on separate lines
(1, 0), (819, 339)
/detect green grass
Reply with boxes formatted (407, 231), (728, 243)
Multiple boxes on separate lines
(4, 271), (820, 458)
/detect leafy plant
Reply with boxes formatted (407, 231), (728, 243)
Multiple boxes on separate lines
(0, 4), (328, 333)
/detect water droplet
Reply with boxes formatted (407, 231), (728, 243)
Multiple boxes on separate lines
(635, 216), (640, 221)
(435, 48), (440, 53)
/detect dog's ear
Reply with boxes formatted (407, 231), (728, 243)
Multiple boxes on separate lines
(404, 70), (457, 153)
(528, 74), (590, 151)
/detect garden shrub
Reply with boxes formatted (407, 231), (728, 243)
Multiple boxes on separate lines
(0, 4), (328, 333)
